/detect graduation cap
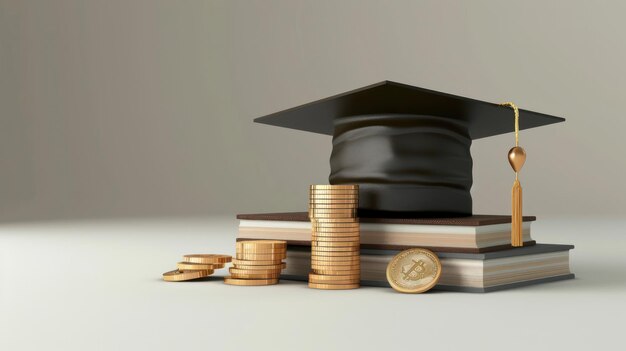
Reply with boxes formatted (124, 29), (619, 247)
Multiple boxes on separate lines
(254, 81), (564, 217)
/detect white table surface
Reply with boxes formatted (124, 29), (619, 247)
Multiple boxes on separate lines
(1, 215), (624, 351)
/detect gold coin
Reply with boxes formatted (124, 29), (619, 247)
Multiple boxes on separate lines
(309, 212), (357, 219)
(309, 194), (358, 198)
(312, 223), (360, 228)
(230, 267), (283, 275)
(309, 276), (361, 285)
(223, 277), (279, 286)
(233, 263), (286, 270)
(309, 208), (357, 214)
(176, 262), (224, 271)
(312, 232), (360, 238)
(309, 207), (357, 211)
(309, 199), (359, 204)
(309, 213), (357, 219)
(236, 240), (287, 248)
(309, 202), (357, 208)
(309, 188), (359, 195)
(313, 269), (360, 276)
(311, 256), (360, 262)
(183, 254), (232, 264)
(312, 263), (359, 270)
(309, 197), (359, 202)
(309, 202), (358, 207)
(162, 269), (213, 282)
(312, 265), (359, 270)
(310, 185), (358, 190)
(309, 273), (360, 282)
(309, 188), (358, 193)
(312, 246), (359, 252)
(311, 259), (360, 266)
(308, 282), (360, 290)
(312, 231), (360, 237)
(312, 262), (360, 267)
(230, 272), (281, 279)
(311, 218), (359, 223)
(312, 227), (360, 232)
(311, 223), (361, 230)
(386, 248), (442, 294)
(312, 241), (360, 247)
(311, 253), (360, 259)
(312, 253), (360, 259)
(236, 253), (286, 260)
(236, 247), (286, 254)
(312, 236), (360, 242)
(232, 258), (283, 266)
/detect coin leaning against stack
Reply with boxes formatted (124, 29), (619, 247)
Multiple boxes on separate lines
(308, 184), (360, 290)
(224, 240), (287, 286)
(162, 254), (231, 282)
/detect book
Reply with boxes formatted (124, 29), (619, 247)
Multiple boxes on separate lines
(280, 244), (575, 293)
(237, 212), (537, 253)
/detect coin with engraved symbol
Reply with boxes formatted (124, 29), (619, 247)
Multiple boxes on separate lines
(386, 248), (441, 293)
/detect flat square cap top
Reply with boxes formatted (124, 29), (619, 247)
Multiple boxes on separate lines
(254, 81), (565, 139)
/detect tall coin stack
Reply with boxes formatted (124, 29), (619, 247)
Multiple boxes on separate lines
(308, 184), (360, 290)
(224, 240), (287, 286)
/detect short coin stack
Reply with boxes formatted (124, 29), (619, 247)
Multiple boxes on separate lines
(308, 184), (360, 290)
(224, 240), (287, 286)
(162, 254), (231, 281)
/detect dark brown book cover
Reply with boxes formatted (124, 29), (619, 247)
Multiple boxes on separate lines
(236, 212), (536, 226)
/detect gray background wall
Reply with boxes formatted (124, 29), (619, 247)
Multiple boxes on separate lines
(1, 0), (624, 222)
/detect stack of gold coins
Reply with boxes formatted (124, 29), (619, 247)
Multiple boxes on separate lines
(224, 240), (287, 286)
(308, 184), (360, 290)
(162, 254), (231, 282)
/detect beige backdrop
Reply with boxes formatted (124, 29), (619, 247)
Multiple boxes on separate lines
(1, 0), (624, 221)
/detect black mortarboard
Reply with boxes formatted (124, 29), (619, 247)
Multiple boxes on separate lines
(254, 81), (565, 217)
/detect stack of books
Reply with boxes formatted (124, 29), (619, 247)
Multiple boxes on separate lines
(236, 212), (574, 292)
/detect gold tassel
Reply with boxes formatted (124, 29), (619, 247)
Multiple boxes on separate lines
(511, 179), (523, 246)
(500, 102), (526, 247)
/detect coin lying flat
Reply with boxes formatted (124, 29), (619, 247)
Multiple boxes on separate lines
(235, 248), (287, 254)
(236, 253), (286, 260)
(308, 282), (360, 290)
(310, 185), (358, 190)
(311, 231), (360, 237)
(312, 218), (359, 223)
(309, 210), (357, 215)
(312, 228), (360, 233)
(162, 269), (213, 282)
(313, 241), (360, 247)
(311, 254), (359, 259)
(312, 238), (360, 244)
(230, 273), (281, 280)
(231, 258), (284, 266)
(183, 254), (232, 264)
(310, 189), (358, 193)
(386, 248), (441, 294)
(176, 262), (224, 271)
(223, 277), (279, 286)
(310, 194), (357, 198)
(236, 240), (287, 249)
(309, 273), (360, 282)
(232, 263), (286, 270)
(313, 269), (360, 276)
(309, 213), (357, 219)
(312, 246), (359, 252)
(311, 218), (359, 223)
(311, 255), (360, 261)
(309, 200), (359, 205)
(229, 267), (282, 275)
(311, 259), (360, 266)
